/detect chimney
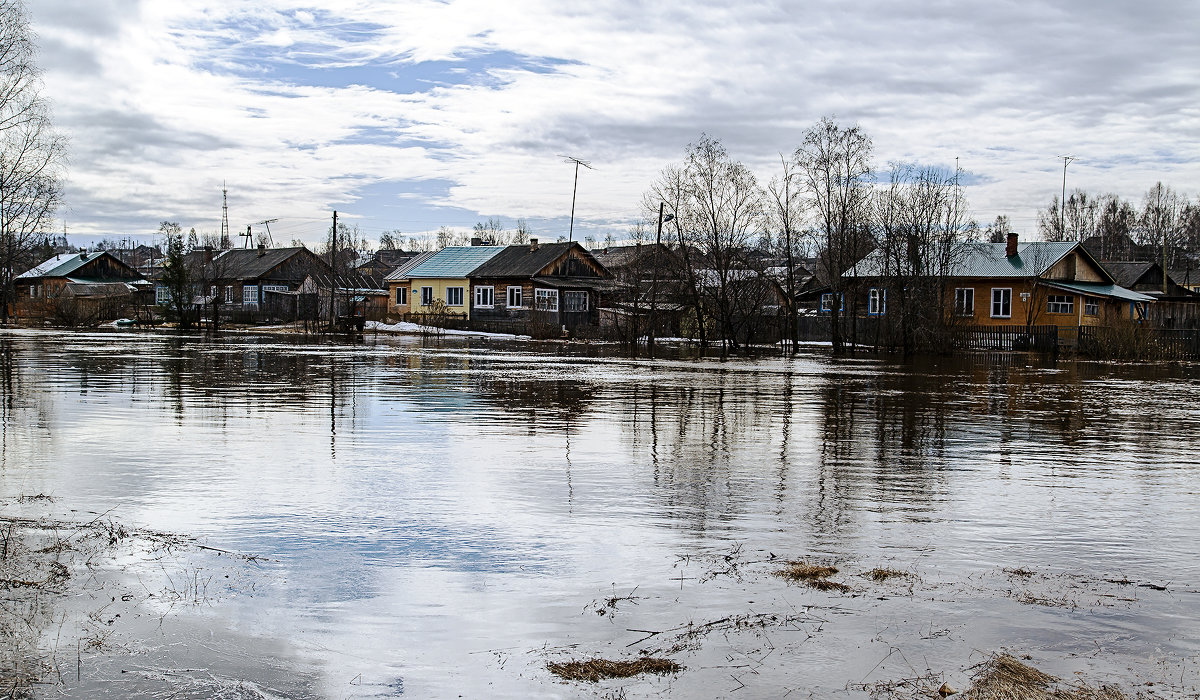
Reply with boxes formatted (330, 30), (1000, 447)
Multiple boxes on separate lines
(203, 245), (214, 265)
(529, 238), (538, 252)
(258, 243), (266, 257)
(1006, 232), (1018, 258)
(471, 237), (483, 247)
(79, 252), (88, 260)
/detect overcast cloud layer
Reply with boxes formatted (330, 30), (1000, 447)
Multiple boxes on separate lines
(30, 0), (1200, 247)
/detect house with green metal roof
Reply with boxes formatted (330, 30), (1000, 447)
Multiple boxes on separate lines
(14, 251), (148, 322)
(843, 234), (1153, 329)
(402, 245), (506, 319)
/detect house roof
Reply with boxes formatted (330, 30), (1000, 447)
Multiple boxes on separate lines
(16, 252), (121, 280)
(1101, 261), (1157, 288)
(847, 242), (1079, 278)
(1042, 280), (1154, 302)
(470, 242), (597, 278)
(214, 246), (317, 280)
(404, 246), (505, 279)
(384, 250), (437, 281)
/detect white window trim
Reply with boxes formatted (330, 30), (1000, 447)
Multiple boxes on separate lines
(990, 287), (1011, 319)
(506, 285), (523, 309)
(867, 288), (886, 316)
(1046, 294), (1074, 314)
(156, 286), (170, 304)
(535, 288), (559, 312)
(396, 286), (408, 305)
(446, 286), (465, 307)
(955, 287), (974, 316)
(1084, 297), (1099, 316)
(474, 285), (494, 309)
(243, 285), (259, 306)
(420, 286), (434, 306)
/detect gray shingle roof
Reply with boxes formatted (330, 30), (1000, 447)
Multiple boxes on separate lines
(848, 242), (1078, 278)
(214, 246), (320, 280)
(16, 252), (120, 279)
(404, 246), (505, 278)
(470, 242), (580, 278)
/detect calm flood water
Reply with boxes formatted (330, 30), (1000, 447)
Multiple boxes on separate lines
(1, 329), (1198, 698)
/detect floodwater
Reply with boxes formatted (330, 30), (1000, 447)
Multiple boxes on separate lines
(1, 329), (1198, 698)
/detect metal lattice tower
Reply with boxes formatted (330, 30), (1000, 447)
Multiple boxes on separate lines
(220, 181), (231, 248)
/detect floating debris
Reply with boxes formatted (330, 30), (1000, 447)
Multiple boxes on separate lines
(547, 657), (682, 683)
(964, 653), (1128, 700)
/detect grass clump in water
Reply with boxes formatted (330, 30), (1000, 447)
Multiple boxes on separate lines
(775, 561), (852, 592)
(965, 653), (1127, 700)
(547, 657), (682, 683)
(864, 567), (910, 582)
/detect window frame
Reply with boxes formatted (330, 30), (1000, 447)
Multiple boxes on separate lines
(954, 287), (975, 317)
(1084, 297), (1099, 316)
(1046, 294), (1074, 315)
(445, 286), (464, 307)
(420, 286), (434, 306)
(990, 287), (1011, 319)
(534, 288), (559, 312)
(395, 286), (408, 305)
(820, 292), (844, 313)
(506, 285), (523, 309)
(242, 285), (259, 306)
(563, 290), (588, 313)
(474, 285), (495, 309)
(867, 288), (886, 316)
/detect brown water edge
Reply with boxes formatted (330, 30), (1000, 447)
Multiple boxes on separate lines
(0, 499), (321, 699)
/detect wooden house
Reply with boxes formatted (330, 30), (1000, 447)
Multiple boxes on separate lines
(843, 234), (1153, 329)
(14, 251), (149, 323)
(1102, 261), (1200, 328)
(467, 239), (613, 329)
(206, 245), (330, 309)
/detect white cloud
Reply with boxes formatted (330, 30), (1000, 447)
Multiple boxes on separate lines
(28, 0), (1200, 245)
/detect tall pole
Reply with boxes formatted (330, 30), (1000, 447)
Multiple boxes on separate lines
(648, 201), (664, 358)
(559, 155), (593, 243)
(1058, 155), (1075, 240)
(329, 210), (337, 329)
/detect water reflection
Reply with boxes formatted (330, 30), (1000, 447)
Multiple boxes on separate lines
(1, 330), (1199, 697)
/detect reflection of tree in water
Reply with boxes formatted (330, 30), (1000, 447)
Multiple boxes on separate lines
(469, 372), (597, 430)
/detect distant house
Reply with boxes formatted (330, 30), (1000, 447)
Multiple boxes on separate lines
(14, 251), (149, 323)
(403, 245), (507, 320)
(844, 234), (1153, 329)
(207, 245), (330, 309)
(1102, 261), (1200, 328)
(356, 249), (420, 280)
(467, 239), (613, 329)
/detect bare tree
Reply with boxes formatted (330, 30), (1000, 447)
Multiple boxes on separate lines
(0, 0), (65, 322)
(765, 154), (806, 353)
(794, 117), (874, 355)
(473, 216), (505, 244)
(1094, 194), (1138, 259)
(511, 218), (530, 245)
(645, 163), (707, 346)
(1139, 182), (1187, 270)
(985, 215), (1013, 243)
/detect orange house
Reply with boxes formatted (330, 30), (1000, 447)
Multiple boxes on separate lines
(843, 234), (1153, 329)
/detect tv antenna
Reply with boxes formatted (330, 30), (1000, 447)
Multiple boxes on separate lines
(559, 154), (594, 242)
(255, 218), (278, 247)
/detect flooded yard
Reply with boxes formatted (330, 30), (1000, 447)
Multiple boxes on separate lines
(1, 329), (1198, 698)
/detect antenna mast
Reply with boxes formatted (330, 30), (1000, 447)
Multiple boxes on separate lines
(220, 181), (231, 249)
(559, 154), (594, 242)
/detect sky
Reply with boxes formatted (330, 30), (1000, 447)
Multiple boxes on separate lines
(28, 0), (1200, 250)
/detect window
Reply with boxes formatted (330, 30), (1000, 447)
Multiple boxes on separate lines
(867, 288), (886, 316)
(564, 290), (588, 312)
(535, 288), (559, 312)
(1047, 294), (1074, 314)
(474, 285), (494, 308)
(156, 286), (170, 304)
(954, 288), (974, 316)
(224, 286), (233, 303)
(395, 286), (408, 305)
(506, 285), (523, 308)
(421, 286), (434, 306)
(446, 286), (464, 306)
(990, 288), (1011, 318)
(1084, 297), (1099, 316)
(820, 293), (843, 313)
(243, 285), (258, 306)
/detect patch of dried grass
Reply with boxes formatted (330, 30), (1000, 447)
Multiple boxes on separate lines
(1004, 567), (1036, 577)
(864, 568), (910, 582)
(776, 562), (838, 581)
(964, 654), (1128, 700)
(547, 657), (682, 683)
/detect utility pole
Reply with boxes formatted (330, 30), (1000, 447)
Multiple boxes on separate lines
(329, 210), (337, 329)
(559, 155), (593, 242)
(1057, 155), (1075, 240)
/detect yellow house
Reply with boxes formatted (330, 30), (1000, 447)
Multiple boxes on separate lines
(402, 245), (505, 319)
